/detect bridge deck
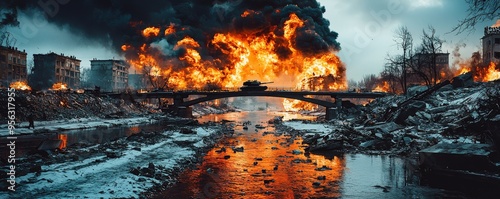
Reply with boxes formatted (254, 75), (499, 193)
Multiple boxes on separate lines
(109, 91), (387, 99)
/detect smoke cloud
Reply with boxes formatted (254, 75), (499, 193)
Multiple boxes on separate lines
(1, 0), (340, 55)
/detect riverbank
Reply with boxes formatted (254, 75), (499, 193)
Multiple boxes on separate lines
(286, 81), (500, 159)
(0, 118), (229, 198)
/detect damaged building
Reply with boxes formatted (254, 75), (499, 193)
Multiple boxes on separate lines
(483, 26), (500, 64)
(89, 59), (130, 92)
(0, 45), (27, 87)
(30, 52), (81, 90)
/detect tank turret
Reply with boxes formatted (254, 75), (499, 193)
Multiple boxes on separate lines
(240, 80), (273, 91)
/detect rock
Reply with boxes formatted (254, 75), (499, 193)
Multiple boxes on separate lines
(130, 168), (140, 176)
(360, 140), (376, 148)
(232, 146), (244, 152)
(253, 161), (258, 166)
(271, 146), (279, 150)
(224, 155), (231, 159)
(30, 165), (42, 173)
(105, 151), (121, 158)
(317, 176), (326, 180)
(132, 147), (141, 151)
(315, 165), (332, 171)
(407, 85), (428, 96)
(394, 101), (426, 125)
(255, 157), (263, 161)
(179, 128), (196, 134)
(262, 169), (266, 173)
(148, 162), (155, 171)
(302, 133), (321, 145)
(307, 139), (343, 152)
(264, 179), (275, 184)
(403, 137), (412, 145)
(292, 149), (303, 155)
(451, 72), (473, 88)
(215, 147), (226, 153)
(312, 181), (321, 186)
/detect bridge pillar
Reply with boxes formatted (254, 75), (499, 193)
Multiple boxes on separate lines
(326, 107), (338, 120)
(177, 106), (193, 118)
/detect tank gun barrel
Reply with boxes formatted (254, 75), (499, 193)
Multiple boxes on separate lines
(260, 81), (273, 84)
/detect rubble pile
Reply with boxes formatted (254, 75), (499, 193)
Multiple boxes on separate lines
(0, 90), (154, 122)
(295, 81), (500, 156)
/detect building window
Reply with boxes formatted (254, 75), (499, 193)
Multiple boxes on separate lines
(495, 38), (500, 44)
(494, 52), (500, 59)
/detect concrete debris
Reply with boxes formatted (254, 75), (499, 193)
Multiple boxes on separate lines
(280, 81), (500, 159)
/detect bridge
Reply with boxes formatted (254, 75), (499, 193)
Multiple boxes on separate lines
(108, 90), (386, 120)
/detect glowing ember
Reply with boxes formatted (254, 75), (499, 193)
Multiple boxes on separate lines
(9, 81), (31, 91)
(372, 81), (390, 93)
(52, 83), (68, 90)
(58, 134), (67, 149)
(126, 12), (346, 111)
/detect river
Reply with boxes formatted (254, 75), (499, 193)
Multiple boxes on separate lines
(153, 111), (463, 198)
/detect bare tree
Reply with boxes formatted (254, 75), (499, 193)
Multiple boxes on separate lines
(142, 65), (169, 90)
(386, 26), (413, 94)
(410, 26), (445, 86)
(410, 46), (432, 87)
(358, 74), (378, 91)
(383, 57), (404, 93)
(452, 0), (500, 34)
(422, 26), (444, 85)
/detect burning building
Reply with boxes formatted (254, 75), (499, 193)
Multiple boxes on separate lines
(0, 45), (27, 88)
(89, 59), (130, 92)
(31, 52), (81, 90)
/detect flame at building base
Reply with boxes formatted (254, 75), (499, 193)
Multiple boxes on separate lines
(455, 61), (500, 82)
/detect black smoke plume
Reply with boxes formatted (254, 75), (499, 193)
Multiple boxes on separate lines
(1, 0), (340, 58)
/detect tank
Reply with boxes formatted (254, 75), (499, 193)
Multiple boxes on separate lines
(240, 80), (273, 91)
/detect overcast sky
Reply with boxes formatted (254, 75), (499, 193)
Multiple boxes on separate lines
(5, 0), (496, 81)
(319, 0), (494, 81)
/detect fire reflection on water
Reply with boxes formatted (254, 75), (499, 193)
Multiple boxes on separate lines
(159, 112), (346, 198)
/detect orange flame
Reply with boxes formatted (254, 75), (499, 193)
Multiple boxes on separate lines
(481, 62), (500, 81)
(121, 44), (131, 51)
(9, 81), (31, 91)
(372, 81), (390, 93)
(142, 26), (160, 37)
(58, 134), (67, 149)
(126, 13), (346, 111)
(164, 23), (176, 36)
(52, 82), (68, 90)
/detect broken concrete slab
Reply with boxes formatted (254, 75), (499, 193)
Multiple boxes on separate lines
(419, 143), (499, 172)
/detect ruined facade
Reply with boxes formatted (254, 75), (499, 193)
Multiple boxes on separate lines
(90, 59), (130, 92)
(410, 53), (450, 85)
(31, 52), (81, 90)
(483, 26), (500, 64)
(0, 46), (27, 87)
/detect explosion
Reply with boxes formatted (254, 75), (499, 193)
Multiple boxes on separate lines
(9, 81), (31, 91)
(124, 10), (346, 111)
